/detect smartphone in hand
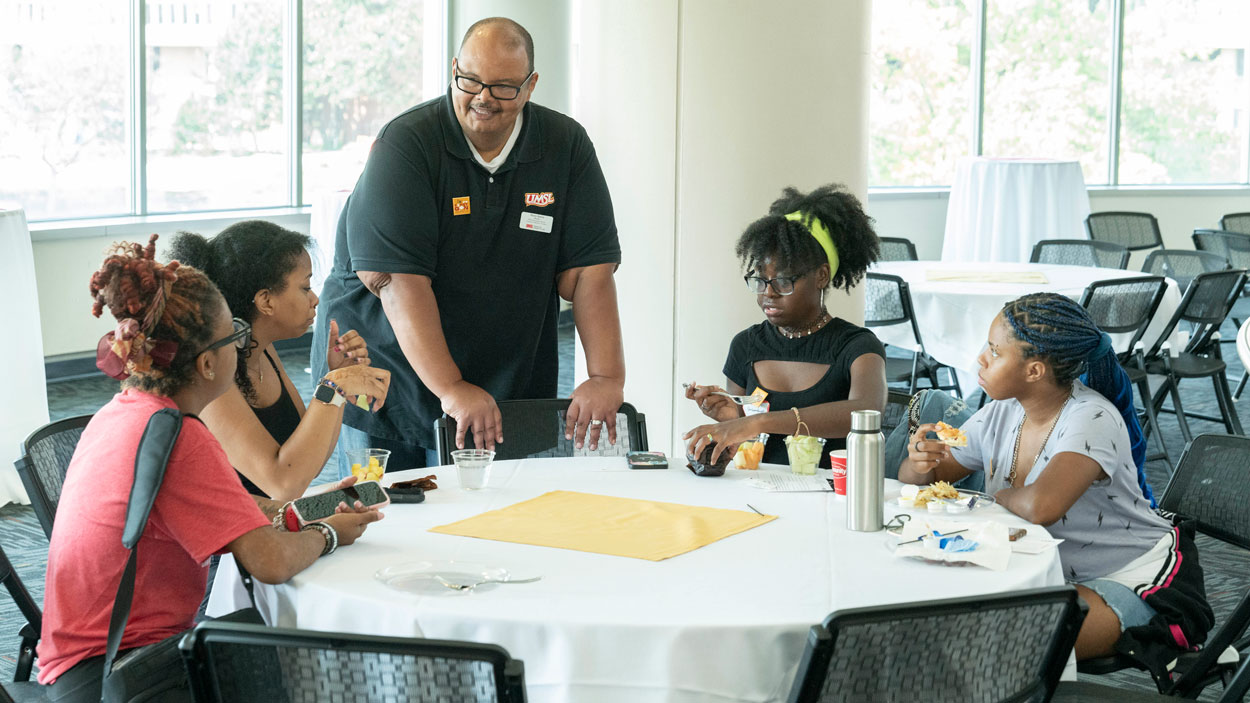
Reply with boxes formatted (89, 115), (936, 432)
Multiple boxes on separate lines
(291, 480), (390, 526)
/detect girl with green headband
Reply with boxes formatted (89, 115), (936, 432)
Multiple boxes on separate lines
(685, 183), (886, 468)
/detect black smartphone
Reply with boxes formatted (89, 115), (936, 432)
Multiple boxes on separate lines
(627, 451), (667, 469)
(291, 481), (390, 526)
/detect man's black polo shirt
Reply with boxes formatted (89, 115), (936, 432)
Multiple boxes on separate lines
(315, 92), (621, 449)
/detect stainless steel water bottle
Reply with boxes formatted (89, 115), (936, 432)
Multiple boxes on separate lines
(846, 409), (884, 532)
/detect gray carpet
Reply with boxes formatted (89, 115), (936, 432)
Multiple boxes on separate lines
(3, 312), (1246, 699)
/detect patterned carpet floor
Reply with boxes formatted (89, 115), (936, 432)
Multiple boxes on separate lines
(3, 313), (1247, 699)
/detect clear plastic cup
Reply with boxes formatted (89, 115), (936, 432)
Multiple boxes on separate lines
(451, 449), (495, 490)
(346, 448), (390, 481)
(784, 435), (825, 475)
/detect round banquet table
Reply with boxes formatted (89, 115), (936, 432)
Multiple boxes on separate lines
(942, 157), (1090, 263)
(209, 458), (1064, 703)
(870, 260), (1183, 395)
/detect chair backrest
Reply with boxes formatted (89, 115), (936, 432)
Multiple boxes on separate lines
(1146, 269), (1247, 359)
(1078, 276), (1167, 355)
(0, 543), (43, 684)
(1160, 433), (1250, 550)
(181, 620), (527, 703)
(1140, 248), (1229, 295)
(877, 237), (918, 262)
(787, 586), (1084, 703)
(863, 273), (924, 349)
(880, 391), (912, 440)
(1030, 239), (1130, 270)
(1220, 212), (1250, 235)
(1085, 211), (1163, 251)
(14, 414), (92, 540)
(435, 399), (648, 465)
(1192, 228), (1250, 270)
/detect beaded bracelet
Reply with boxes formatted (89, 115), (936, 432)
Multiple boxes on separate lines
(300, 522), (338, 557)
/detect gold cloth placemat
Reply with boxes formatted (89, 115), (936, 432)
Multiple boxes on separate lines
(429, 490), (776, 561)
(925, 270), (1050, 283)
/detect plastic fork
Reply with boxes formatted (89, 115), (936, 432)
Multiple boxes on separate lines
(435, 575), (543, 591)
(681, 384), (764, 405)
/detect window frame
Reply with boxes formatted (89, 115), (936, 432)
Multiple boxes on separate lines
(19, 0), (446, 225)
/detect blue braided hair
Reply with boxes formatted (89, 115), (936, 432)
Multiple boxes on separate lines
(1001, 293), (1157, 507)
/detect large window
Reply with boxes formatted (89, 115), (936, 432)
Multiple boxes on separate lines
(0, 0), (441, 221)
(871, 0), (1250, 188)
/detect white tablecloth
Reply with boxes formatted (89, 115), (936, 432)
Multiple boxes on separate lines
(871, 261), (1183, 395)
(0, 208), (47, 506)
(943, 157), (1090, 263)
(309, 189), (351, 296)
(210, 458), (1064, 702)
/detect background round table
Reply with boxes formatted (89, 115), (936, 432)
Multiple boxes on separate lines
(871, 260), (1183, 395)
(942, 157), (1091, 263)
(211, 458), (1063, 703)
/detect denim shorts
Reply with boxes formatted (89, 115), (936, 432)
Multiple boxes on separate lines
(1082, 578), (1159, 631)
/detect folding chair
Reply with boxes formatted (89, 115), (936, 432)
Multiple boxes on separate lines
(1140, 249), (1228, 296)
(1221, 213), (1250, 235)
(14, 414), (92, 540)
(787, 586), (1084, 702)
(1030, 239), (1130, 269)
(864, 273), (963, 398)
(1141, 269), (1247, 444)
(877, 237), (919, 262)
(0, 543), (45, 701)
(1075, 433), (1250, 699)
(1086, 212), (1163, 252)
(1078, 276), (1172, 471)
(434, 399), (647, 465)
(180, 620), (528, 703)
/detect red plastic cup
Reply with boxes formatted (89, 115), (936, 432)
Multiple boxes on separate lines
(829, 449), (848, 495)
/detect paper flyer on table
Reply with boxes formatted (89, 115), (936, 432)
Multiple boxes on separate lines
(745, 473), (833, 492)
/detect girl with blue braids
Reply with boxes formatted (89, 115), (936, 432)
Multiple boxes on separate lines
(899, 293), (1212, 666)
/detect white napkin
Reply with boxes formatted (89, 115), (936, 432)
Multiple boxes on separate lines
(1010, 536), (1064, 554)
(894, 518), (1011, 571)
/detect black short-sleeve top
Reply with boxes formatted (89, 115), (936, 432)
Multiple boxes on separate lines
(722, 318), (885, 467)
(316, 92), (621, 447)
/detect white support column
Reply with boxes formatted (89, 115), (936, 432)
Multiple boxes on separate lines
(572, 0), (871, 454)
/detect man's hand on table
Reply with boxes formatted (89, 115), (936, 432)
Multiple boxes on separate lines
(566, 375), (624, 450)
(442, 380), (503, 450)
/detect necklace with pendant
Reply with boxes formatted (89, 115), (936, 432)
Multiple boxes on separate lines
(1004, 394), (1071, 486)
(778, 311), (831, 339)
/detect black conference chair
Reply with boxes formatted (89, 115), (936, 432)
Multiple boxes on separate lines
(1140, 248), (1229, 296)
(1191, 228), (1250, 394)
(787, 586), (1084, 703)
(1075, 433), (1250, 698)
(864, 273), (963, 398)
(434, 399), (647, 465)
(1078, 276), (1172, 470)
(180, 620), (528, 703)
(1086, 212), (1164, 252)
(1, 543), (45, 700)
(877, 237), (919, 262)
(1221, 213), (1250, 235)
(1030, 239), (1130, 270)
(1055, 655), (1250, 701)
(1141, 269), (1247, 443)
(14, 414), (91, 540)
(880, 390), (912, 440)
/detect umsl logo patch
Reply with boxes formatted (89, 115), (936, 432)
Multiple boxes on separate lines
(524, 192), (556, 207)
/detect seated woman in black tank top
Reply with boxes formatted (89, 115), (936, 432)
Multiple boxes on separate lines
(170, 221), (392, 500)
(685, 184), (887, 468)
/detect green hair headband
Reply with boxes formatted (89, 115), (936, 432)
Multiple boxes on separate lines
(785, 210), (839, 279)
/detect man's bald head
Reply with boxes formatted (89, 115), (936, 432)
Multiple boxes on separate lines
(459, 17), (534, 74)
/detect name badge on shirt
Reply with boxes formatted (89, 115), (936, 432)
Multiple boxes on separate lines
(520, 211), (554, 233)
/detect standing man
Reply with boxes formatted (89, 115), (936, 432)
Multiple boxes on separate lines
(313, 17), (625, 472)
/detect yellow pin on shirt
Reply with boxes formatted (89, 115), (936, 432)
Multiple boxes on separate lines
(452, 196), (471, 216)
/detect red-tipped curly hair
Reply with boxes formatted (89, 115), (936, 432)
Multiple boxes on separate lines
(90, 234), (224, 395)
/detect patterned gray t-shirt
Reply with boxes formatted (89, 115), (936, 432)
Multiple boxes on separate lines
(950, 381), (1170, 582)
